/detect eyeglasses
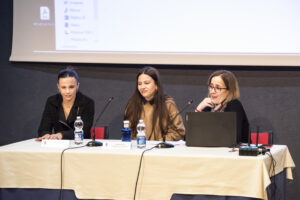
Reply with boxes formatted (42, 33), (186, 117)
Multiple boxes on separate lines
(208, 85), (227, 93)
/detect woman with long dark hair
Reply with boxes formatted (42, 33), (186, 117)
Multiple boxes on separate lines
(124, 66), (185, 141)
(36, 68), (94, 140)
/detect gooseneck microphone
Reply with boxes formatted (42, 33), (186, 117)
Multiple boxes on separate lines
(87, 97), (114, 147)
(156, 99), (193, 148)
(59, 120), (72, 130)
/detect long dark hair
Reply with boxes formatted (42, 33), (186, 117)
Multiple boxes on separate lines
(124, 66), (169, 137)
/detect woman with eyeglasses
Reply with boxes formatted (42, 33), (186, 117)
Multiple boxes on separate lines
(195, 70), (249, 144)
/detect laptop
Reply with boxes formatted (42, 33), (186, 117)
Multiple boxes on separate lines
(185, 112), (237, 147)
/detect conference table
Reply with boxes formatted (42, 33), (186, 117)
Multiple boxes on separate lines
(0, 139), (295, 200)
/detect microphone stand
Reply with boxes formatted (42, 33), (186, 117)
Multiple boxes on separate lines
(156, 100), (193, 149)
(156, 134), (175, 148)
(87, 97), (114, 147)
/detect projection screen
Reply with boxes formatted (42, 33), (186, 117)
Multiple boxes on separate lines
(10, 0), (300, 66)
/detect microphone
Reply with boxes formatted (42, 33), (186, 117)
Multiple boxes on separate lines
(156, 99), (193, 148)
(86, 97), (114, 147)
(59, 120), (72, 130)
(57, 120), (75, 139)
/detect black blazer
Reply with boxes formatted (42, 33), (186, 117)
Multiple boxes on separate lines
(203, 99), (249, 144)
(38, 92), (95, 139)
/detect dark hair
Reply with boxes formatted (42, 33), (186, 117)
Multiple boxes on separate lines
(57, 68), (79, 83)
(207, 70), (240, 103)
(124, 66), (169, 137)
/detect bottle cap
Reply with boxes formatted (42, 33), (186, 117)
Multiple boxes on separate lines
(123, 120), (130, 128)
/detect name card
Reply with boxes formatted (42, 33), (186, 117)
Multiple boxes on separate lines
(102, 141), (131, 150)
(41, 139), (70, 148)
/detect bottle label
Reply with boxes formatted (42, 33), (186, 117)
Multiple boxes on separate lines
(74, 131), (84, 145)
(137, 136), (146, 146)
(121, 129), (132, 142)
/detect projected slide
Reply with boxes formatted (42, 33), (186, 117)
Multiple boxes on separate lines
(10, 0), (300, 66)
(54, 0), (300, 54)
(55, 0), (98, 50)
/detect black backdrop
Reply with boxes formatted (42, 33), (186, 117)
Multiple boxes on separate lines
(0, 0), (299, 199)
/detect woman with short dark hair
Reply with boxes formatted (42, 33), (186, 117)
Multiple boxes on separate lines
(36, 68), (94, 141)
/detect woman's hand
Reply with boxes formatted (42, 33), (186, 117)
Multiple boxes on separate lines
(35, 133), (63, 141)
(49, 133), (63, 140)
(195, 97), (214, 112)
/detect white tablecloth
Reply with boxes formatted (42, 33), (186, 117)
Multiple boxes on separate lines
(0, 139), (295, 200)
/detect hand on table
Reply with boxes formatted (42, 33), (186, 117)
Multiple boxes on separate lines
(35, 133), (63, 141)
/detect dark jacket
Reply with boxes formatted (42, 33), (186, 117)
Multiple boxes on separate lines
(38, 92), (94, 139)
(203, 99), (249, 144)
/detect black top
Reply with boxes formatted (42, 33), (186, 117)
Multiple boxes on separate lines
(203, 99), (249, 144)
(38, 92), (94, 139)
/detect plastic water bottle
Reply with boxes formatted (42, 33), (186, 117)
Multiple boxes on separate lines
(74, 116), (84, 145)
(136, 119), (146, 148)
(121, 120), (131, 142)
